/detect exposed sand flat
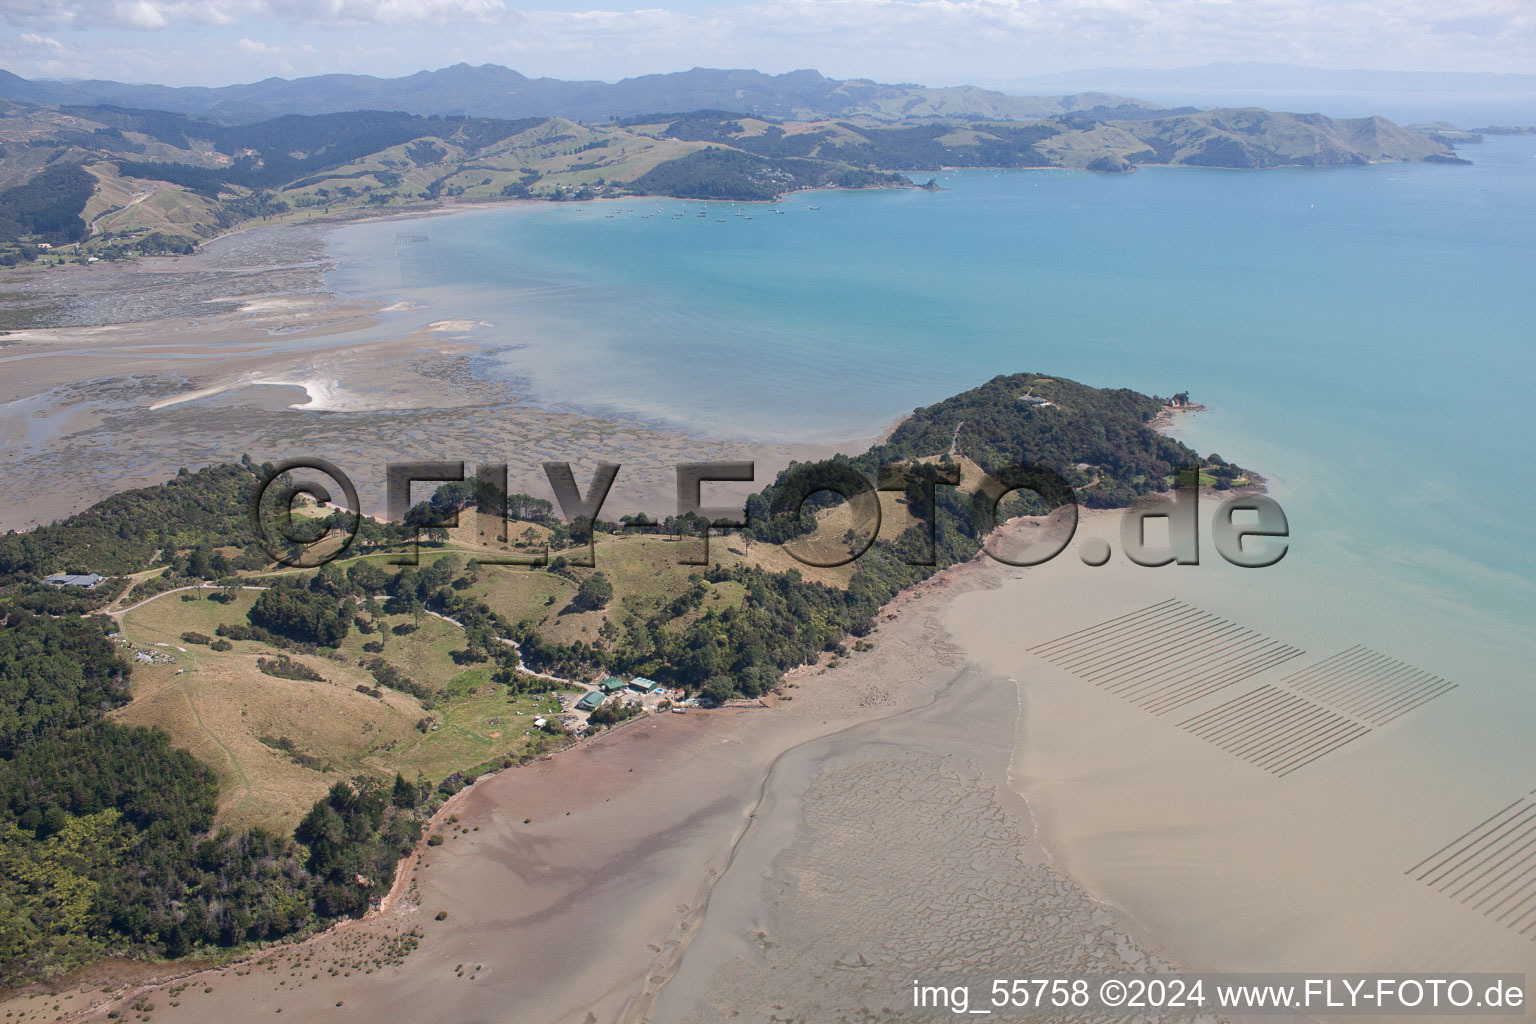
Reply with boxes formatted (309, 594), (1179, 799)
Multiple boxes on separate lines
(249, 376), (361, 412)
(0, 325), (131, 344)
(639, 667), (1175, 1024)
(947, 508), (1536, 1018)
(146, 381), (251, 410)
(2, 213), (876, 529)
(428, 318), (493, 333)
(12, 555), (1174, 1024)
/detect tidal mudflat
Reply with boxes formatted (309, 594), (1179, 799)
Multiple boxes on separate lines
(0, 219), (852, 530)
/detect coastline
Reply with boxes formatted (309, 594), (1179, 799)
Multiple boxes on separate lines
(12, 496), (1536, 1022)
(3, 524), (1182, 1024)
(0, 221), (1285, 1019)
(0, 121), (1530, 1024)
(9, 392), (1529, 1022)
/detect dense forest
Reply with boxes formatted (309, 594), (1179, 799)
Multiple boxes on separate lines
(0, 609), (432, 986)
(249, 586), (353, 646)
(872, 372), (1234, 506)
(0, 463), (263, 580)
(0, 163), (93, 244)
(0, 457), (414, 601)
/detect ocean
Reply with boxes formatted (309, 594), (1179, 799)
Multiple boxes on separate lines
(325, 136), (1536, 641)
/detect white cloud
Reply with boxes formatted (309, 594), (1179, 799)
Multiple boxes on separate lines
(0, 0), (1532, 81)
(497, 0), (1536, 77)
(236, 36), (277, 53)
(20, 31), (65, 47)
(117, 0), (167, 28)
(1, 0), (509, 30)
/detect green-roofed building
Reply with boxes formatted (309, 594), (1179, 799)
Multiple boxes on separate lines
(598, 676), (627, 694)
(576, 690), (605, 712)
(628, 676), (661, 693)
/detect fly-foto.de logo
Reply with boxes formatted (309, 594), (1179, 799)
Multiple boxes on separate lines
(249, 458), (1288, 570)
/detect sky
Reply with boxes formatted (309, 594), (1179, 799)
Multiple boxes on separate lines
(2, 0), (1534, 89)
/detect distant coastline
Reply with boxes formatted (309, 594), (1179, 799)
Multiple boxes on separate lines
(0, 97), (1461, 274)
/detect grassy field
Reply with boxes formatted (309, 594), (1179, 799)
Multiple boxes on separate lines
(114, 581), (579, 834)
(421, 515), (757, 645)
(116, 590), (418, 832)
(334, 606), (462, 687)
(105, 485), (960, 836)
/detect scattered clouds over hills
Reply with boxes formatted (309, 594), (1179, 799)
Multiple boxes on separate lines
(0, 0), (1531, 89)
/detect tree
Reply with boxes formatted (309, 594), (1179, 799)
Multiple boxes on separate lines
(189, 546), (214, 578)
(391, 772), (417, 809)
(700, 676), (735, 705)
(347, 561), (389, 593)
(249, 586), (351, 646)
(574, 572), (613, 611)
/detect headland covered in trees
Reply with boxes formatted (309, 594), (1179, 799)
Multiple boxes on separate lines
(0, 372), (1247, 989)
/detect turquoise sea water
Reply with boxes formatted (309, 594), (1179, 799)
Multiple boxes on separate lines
(325, 137), (1536, 637)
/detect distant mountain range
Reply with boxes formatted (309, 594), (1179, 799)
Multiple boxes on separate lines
(0, 65), (1163, 125)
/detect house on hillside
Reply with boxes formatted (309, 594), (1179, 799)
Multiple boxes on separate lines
(627, 676), (661, 694)
(44, 572), (105, 589)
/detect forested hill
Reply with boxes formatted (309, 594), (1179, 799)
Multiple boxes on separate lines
(879, 373), (1232, 506)
(0, 99), (1457, 262)
(744, 372), (1247, 552)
